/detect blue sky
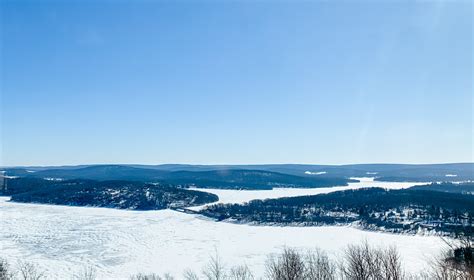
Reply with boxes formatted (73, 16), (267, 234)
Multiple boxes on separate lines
(1, 1), (472, 166)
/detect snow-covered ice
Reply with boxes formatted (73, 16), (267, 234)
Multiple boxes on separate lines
(0, 178), (443, 280)
(189, 177), (426, 209)
(304, 171), (327, 175)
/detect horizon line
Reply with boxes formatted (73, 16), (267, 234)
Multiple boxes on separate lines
(2, 161), (473, 169)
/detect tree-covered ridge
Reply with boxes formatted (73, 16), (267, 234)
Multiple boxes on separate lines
(4, 162), (473, 183)
(409, 182), (474, 194)
(200, 186), (474, 235)
(161, 169), (353, 189)
(1, 165), (355, 190)
(2, 178), (219, 210)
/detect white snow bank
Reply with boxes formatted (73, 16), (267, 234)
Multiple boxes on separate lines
(0, 175), (18, 179)
(304, 171), (327, 175)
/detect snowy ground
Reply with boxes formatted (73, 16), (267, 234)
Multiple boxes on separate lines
(188, 177), (426, 210)
(0, 178), (444, 280)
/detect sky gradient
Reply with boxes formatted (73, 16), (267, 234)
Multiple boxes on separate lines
(1, 1), (473, 166)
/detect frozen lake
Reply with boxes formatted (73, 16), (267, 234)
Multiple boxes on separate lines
(189, 177), (426, 210)
(0, 179), (443, 279)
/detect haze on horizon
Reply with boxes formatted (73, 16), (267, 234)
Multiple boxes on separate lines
(1, 1), (472, 166)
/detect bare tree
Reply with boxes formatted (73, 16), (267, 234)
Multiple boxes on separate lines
(380, 246), (404, 280)
(428, 236), (473, 280)
(74, 266), (97, 280)
(265, 247), (306, 280)
(228, 264), (254, 280)
(0, 258), (14, 280)
(304, 249), (336, 280)
(17, 261), (45, 280)
(340, 243), (371, 280)
(130, 273), (168, 280)
(202, 252), (226, 280)
(183, 269), (200, 280)
(339, 241), (404, 280)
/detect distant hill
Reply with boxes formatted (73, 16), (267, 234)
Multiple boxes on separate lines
(127, 163), (474, 181)
(409, 182), (474, 194)
(160, 169), (353, 189)
(27, 165), (168, 181)
(1, 165), (355, 190)
(2, 163), (472, 189)
(369, 163), (474, 182)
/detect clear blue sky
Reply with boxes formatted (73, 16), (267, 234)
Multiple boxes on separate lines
(1, 1), (472, 166)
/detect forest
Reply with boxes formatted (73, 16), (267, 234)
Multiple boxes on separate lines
(1, 177), (218, 210)
(1, 165), (354, 190)
(200, 184), (474, 235)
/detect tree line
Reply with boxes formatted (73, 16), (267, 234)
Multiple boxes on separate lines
(2, 178), (219, 210)
(200, 187), (474, 235)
